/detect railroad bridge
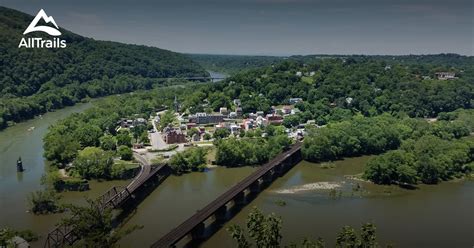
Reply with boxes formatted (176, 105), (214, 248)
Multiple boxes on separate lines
(157, 76), (226, 83)
(152, 142), (303, 248)
(44, 153), (171, 248)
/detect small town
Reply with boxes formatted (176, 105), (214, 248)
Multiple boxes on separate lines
(124, 96), (308, 164)
(0, 1), (472, 248)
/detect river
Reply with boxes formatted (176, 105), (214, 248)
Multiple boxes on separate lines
(0, 101), (473, 248)
(0, 102), (129, 245)
(120, 156), (474, 247)
(208, 71), (228, 82)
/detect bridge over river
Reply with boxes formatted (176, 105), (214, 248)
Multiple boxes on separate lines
(44, 152), (171, 248)
(152, 142), (303, 248)
(156, 76), (226, 82)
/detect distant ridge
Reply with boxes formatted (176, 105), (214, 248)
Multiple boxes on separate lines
(0, 6), (208, 130)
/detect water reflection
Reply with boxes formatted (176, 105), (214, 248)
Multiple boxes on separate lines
(16, 171), (23, 182)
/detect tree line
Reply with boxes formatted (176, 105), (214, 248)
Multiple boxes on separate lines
(302, 109), (474, 185)
(364, 135), (473, 185)
(228, 207), (386, 248)
(215, 135), (291, 167)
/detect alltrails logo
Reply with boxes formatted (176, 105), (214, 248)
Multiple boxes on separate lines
(18, 9), (66, 48)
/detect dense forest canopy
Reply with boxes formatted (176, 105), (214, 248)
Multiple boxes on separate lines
(43, 86), (191, 166)
(0, 6), (208, 130)
(206, 55), (473, 121)
(188, 54), (284, 75)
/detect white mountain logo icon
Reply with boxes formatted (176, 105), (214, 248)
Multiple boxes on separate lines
(23, 9), (61, 36)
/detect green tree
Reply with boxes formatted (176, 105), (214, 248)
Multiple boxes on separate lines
(203, 133), (212, 140)
(159, 110), (176, 130)
(0, 228), (38, 247)
(336, 226), (358, 248)
(116, 130), (132, 147)
(44, 133), (81, 165)
(131, 125), (147, 143)
(213, 128), (231, 139)
(74, 124), (103, 147)
(168, 152), (188, 174)
(73, 147), (114, 179)
(100, 135), (117, 151)
(139, 131), (150, 144)
(228, 207), (382, 248)
(283, 115), (300, 128)
(265, 125), (276, 137)
(396, 164), (417, 185)
(168, 147), (207, 174)
(27, 190), (61, 214)
(227, 207), (282, 248)
(118, 145), (133, 161)
(187, 128), (200, 138)
(61, 199), (140, 247)
(336, 223), (378, 248)
(208, 92), (231, 111)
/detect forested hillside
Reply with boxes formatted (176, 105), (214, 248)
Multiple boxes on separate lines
(0, 6), (208, 129)
(188, 54), (283, 74)
(204, 55), (473, 122)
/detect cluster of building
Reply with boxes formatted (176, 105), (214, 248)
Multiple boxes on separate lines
(295, 71), (316, 77)
(155, 96), (310, 144)
(119, 118), (147, 129)
(118, 93), (339, 147)
(435, 72), (457, 80)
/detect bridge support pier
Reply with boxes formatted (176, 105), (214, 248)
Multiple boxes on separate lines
(233, 192), (245, 206)
(262, 172), (273, 185)
(214, 206), (227, 221)
(270, 169), (279, 180)
(191, 222), (205, 240)
(249, 181), (260, 193)
(275, 164), (284, 176)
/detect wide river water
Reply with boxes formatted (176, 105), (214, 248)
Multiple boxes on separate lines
(0, 101), (473, 248)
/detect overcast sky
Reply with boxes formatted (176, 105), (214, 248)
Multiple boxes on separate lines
(2, 0), (473, 55)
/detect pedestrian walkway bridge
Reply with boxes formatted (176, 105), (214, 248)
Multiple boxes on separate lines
(44, 153), (171, 248)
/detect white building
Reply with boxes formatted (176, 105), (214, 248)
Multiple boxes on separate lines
(289, 98), (303, 105)
(219, 107), (229, 115)
(435, 72), (456, 80)
(230, 124), (240, 134)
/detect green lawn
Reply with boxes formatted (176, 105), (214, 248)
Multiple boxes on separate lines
(301, 76), (314, 84)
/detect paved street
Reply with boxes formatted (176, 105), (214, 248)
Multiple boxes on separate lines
(150, 116), (168, 150)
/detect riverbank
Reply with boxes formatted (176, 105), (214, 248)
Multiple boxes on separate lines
(0, 103), (92, 242)
(0, 102), (141, 246)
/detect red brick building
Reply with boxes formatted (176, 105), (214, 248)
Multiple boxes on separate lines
(163, 128), (186, 144)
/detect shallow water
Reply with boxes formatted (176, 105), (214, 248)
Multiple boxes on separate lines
(203, 158), (474, 248)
